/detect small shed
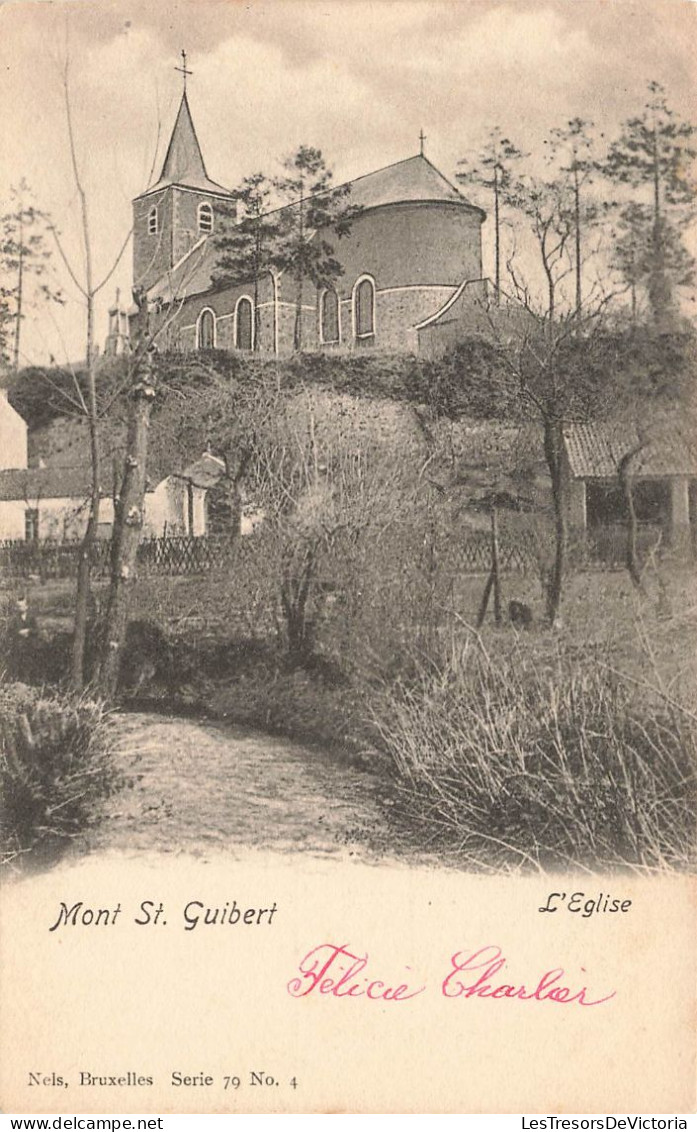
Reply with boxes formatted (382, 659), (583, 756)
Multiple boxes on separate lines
(563, 418), (697, 544)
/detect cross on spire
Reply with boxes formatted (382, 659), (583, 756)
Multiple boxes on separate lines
(419, 128), (427, 157)
(175, 49), (193, 93)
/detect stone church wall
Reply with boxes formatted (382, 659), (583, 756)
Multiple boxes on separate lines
(170, 188), (231, 267)
(330, 202), (482, 294)
(133, 187), (232, 294)
(140, 197), (484, 356)
(133, 188), (172, 293)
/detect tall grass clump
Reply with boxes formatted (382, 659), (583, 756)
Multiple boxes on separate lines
(374, 638), (696, 872)
(0, 683), (120, 867)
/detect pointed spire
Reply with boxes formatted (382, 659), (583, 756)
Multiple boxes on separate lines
(158, 93), (208, 186)
(143, 92), (231, 197)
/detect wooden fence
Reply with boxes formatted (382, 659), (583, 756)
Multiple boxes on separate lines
(0, 524), (689, 581)
(0, 535), (238, 580)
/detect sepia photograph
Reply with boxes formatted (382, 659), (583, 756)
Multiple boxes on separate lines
(0, 0), (695, 1116)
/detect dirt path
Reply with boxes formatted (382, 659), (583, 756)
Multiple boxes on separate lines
(84, 712), (391, 861)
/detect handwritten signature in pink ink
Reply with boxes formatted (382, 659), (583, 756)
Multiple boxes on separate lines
(287, 943), (615, 1007)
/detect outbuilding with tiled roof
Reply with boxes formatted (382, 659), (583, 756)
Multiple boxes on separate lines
(562, 417), (697, 546)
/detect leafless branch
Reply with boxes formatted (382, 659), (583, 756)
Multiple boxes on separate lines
(47, 225), (87, 298)
(94, 227), (133, 295)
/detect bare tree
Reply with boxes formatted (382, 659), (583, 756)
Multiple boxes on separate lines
(485, 307), (622, 624)
(94, 270), (209, 698)
(456, 127), (525, 304)
(166, 378), (409, 665)
(49, 51), (158, 690)
(545, 118), (604, 318)
(53, 56), (117, 688)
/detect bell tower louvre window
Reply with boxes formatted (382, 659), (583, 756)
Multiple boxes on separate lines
(198, 201), (213, 233)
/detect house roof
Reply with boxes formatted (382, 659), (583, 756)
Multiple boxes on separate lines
(146, 154), (484, 301)
(138, 93), (232, 199)
(0, 449), (227, 503)
(564, 419), (697, 479)
(0, 466), (116, 502)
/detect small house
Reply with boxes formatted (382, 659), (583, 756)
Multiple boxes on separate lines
(0, 454), (225, 542)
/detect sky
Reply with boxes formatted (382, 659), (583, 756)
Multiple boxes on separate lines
(0, 0), (695, 365)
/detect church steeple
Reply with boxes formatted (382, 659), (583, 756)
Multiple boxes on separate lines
(146, 91), (230, 196)
(132, 59), (233, 293)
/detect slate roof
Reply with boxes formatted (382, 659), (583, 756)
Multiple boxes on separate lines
(564, 419), (697, 479)
(146, 154), (482, 301)
(336, 154), (481, 212)
(138, 93), (232, 198)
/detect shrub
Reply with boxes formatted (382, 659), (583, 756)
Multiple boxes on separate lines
(373, 637), (697, 872)
(0, 683), (120, 867)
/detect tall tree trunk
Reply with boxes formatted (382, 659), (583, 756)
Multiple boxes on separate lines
(618, 446), (644, 592)
(96, 358), (157, 697)
(253, 272), (260, 352)
(542, 234), (555, 323)
(64, 62), (100, 692)
(253, 208), (261, 352)
(294, 274), (304, 352)
(543, 417), (567, 626)
(281, 543), (315, 664)
(573, 162), (582, 317)
(491, 504), (502, 624)
(649, 218), (674, 332)
(648, 118), (673, 330)
(294, 189), (305, 352)
(12, 217), (23, 371)
(493, 166), (501, 305)
(652, 122), (661, 229)
(71, 293), (99, 690)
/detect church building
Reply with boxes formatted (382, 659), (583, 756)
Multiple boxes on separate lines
(127, 84), (490, 356)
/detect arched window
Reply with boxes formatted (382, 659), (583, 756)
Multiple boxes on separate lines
(353, 275), (375, 340)
(197, 308), (216, 350)
(198, 202), (214, 234)
(320, 289), (340, 345)
(235, 297), (254, 351)
(148, 206), (158, 235)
